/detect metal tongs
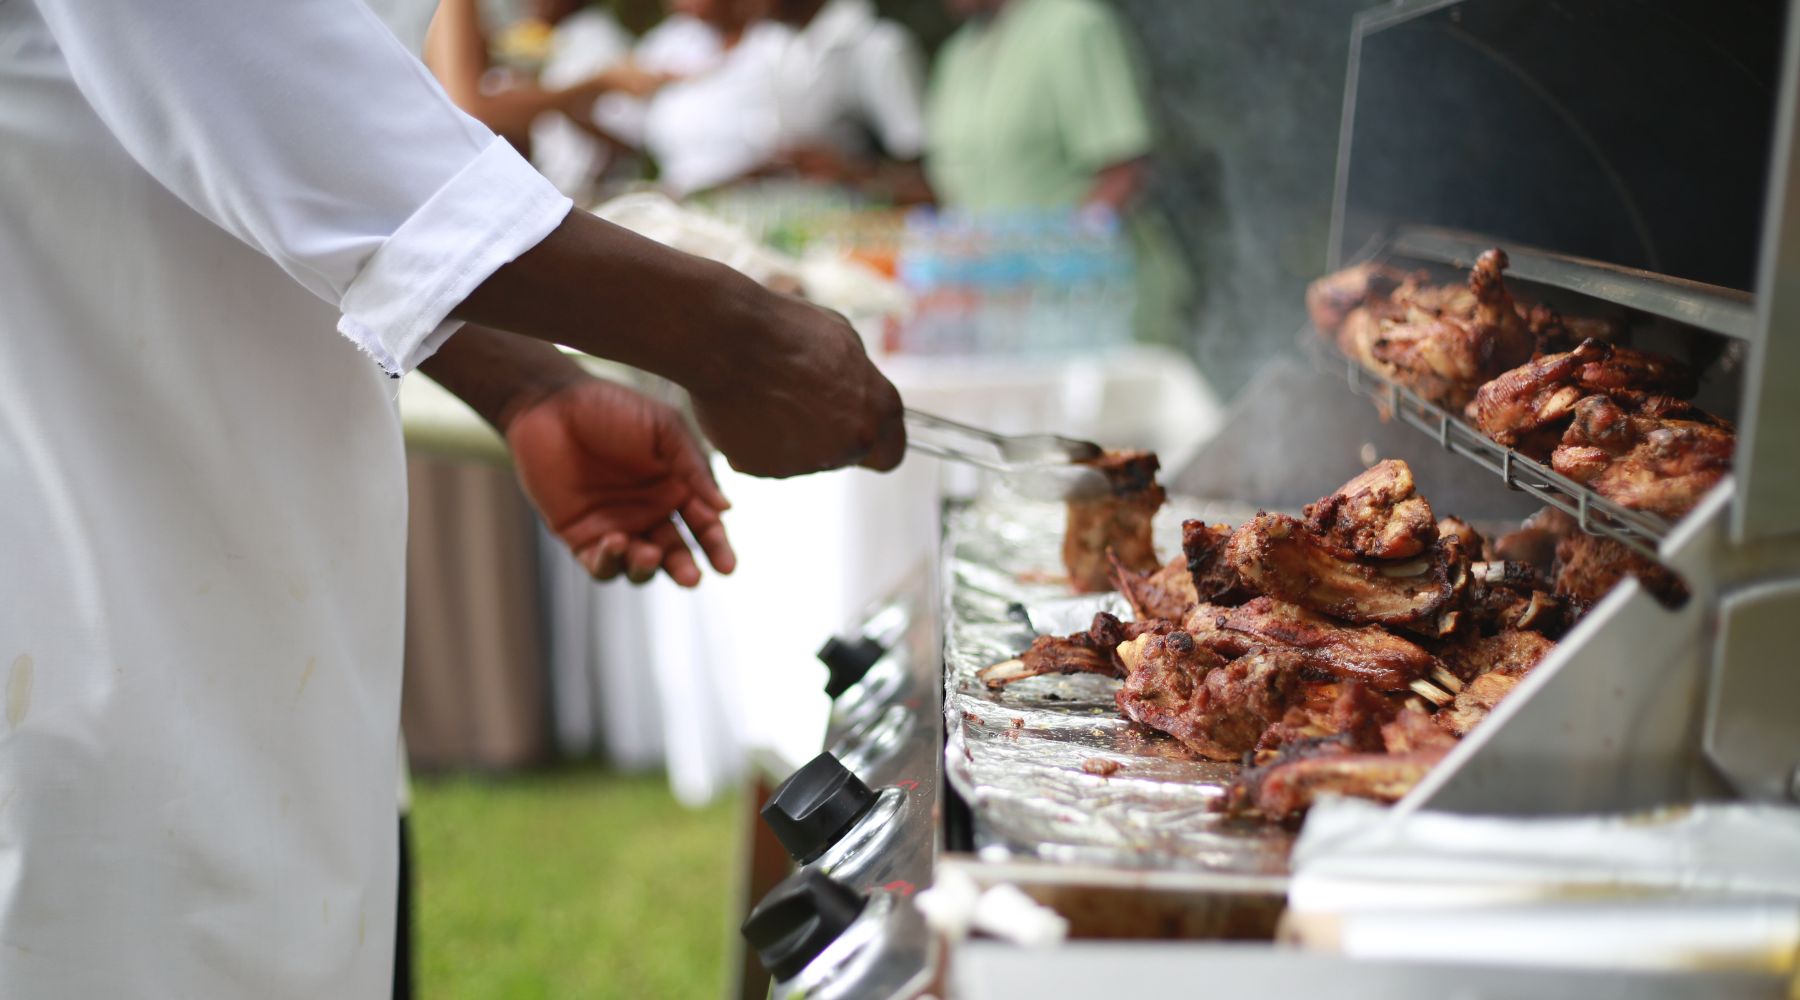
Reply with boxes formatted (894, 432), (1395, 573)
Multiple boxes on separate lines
(903, 409), (1113, 502)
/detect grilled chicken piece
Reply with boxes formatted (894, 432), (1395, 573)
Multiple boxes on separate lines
(1227, 512), (1468, 629)
(1437, 628), (1556, 686)
(1218, 597), (1435, 692)
(1553, 533), (1687, 607)
(979, 612), (1171, 688)
(1552, 394), (1733, 519)
(1181, 520), (1256, 606)
(1302, 460), (1437, 560)
(1115, 632), (1303, 762)
(1243, 749), (1446, 821)
(1433, 630), (1555, 736)
(1435, 516), (1485, 556)
(1578, 346), (1698, 399)
(1382, 706), (1459, 754)
(1063, 449), (1165, 593)
(1357, 249), (1538, 410)
(1466, 339), (1612, 457)
(1306, 262), (1412, 335)
(1108, 553), (1199, 622)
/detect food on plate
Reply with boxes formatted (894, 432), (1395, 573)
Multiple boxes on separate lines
(1063, 449), (1165, 593)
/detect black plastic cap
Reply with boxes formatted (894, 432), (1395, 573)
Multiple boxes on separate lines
(760, 752), (877, 864)
(819, 635), (885, 699)
(742, 868), (867, 982)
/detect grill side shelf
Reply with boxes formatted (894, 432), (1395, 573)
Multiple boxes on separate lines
(1309, 337), (1674, 563)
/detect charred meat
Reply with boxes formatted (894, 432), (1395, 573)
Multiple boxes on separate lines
(1109, 553), (1199, 622)
(1552, 394), (1733, 519)
(1227, 511), (1467, 629)
(1115, 632), (1303, 762)
(1063, 450), (1165, 593)
(1182, 519), (1257, 606)
(1302, 460), (1437, 560)
(979, 612), (1171, 688)
(1220, 597), (1436, 692)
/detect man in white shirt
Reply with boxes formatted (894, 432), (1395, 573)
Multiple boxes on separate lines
(0, 1), (902, 997)
(770, 0), (926, 171)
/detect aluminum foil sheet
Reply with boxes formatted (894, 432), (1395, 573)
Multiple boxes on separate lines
(941, 494), (1296, 874)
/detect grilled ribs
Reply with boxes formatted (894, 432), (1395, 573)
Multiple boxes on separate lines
(1226, 510), (1467, 630)
(1218, 597), (1435, 691)
(1063, 449), (1165, 593)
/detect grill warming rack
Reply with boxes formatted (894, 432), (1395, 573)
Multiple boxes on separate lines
(1312, 226), (1755, 564)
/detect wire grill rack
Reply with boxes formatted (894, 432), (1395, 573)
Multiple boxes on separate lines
(1308, 337), (1673, 562)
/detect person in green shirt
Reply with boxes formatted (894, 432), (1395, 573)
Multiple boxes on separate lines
(924, 0), (1190, 344)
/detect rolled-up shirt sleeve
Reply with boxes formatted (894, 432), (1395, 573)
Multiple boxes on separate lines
(32, 0), (572, 373)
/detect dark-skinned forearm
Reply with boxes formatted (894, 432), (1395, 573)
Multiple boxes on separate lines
(449, 210), (766, 397)
(419, 323), (588, 434)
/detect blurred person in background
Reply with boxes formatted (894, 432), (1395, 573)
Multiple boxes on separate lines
(635, 0), (787, 196)
(762, 0), (932, 204)
(425, 0), (667, 153)
(925, 0), (1190, 342)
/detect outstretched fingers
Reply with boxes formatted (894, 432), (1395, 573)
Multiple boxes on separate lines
(679, 497), (736, 575)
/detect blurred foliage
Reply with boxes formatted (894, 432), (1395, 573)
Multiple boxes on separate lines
(411, 765), (739, 1000)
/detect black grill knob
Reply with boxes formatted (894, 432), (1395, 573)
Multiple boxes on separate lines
(741, 868), (867, 982)
(761, 752), (877, 864)
(818, 635), (885, 699)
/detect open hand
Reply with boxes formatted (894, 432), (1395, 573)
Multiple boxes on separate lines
(506, 377), (734, 587)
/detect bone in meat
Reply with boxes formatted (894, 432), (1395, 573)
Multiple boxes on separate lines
(1227, 512), (1467, 628)
(1434, 630), (1556, 736)
(1359, 249), (1538, 410)
(1063, 450), (1165, 593)
(1302, 460), (1438, 560)
(1219, 597), (1435, 691)
(979, 612), (1171, 689)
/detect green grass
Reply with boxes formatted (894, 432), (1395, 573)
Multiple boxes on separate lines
(410, 765), (740, 1000)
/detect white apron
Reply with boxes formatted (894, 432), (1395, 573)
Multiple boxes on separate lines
(0, 0), (568, 995)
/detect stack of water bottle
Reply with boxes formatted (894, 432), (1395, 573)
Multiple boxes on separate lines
(894, 208), (1136, 356)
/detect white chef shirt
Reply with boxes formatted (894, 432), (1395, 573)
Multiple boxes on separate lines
(770, 0), (926, 162)
(0, 0), (569, 996)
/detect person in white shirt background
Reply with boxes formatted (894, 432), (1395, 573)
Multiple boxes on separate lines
(512, 0), (931, 201)
(0, 1), (904, 998)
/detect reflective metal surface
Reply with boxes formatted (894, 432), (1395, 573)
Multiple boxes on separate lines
(781, 566), (942, 1000)
(941, 495), (1292, 873)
